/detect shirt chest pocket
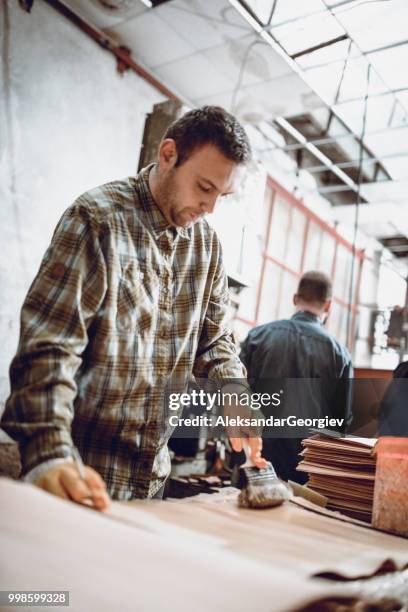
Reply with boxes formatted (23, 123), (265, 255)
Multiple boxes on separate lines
(116, 259), (156, 333)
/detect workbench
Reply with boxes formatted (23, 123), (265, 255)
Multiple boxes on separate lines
(1, 478), (407, 611)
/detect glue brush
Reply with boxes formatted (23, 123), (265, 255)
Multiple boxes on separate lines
(237, 443), (292, 509)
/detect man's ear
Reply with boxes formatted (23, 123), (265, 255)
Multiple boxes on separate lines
(323, 299), (332, 313)
(158, 138), (178, 169)
(293, 294), (299, 306)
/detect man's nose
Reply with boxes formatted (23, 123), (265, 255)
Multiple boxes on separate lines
(200, 195), (219, 214)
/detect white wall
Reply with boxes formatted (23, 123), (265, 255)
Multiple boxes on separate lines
(0, 0), (163, 403)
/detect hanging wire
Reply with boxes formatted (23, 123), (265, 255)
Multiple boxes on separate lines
(230, 39), (267, 113)
(333, 39), (353, 105)
(266, 0), (279, 26)
(230, 0), (280, 113)
(346, 62), (372, 350)
(324, 37), (353, 132)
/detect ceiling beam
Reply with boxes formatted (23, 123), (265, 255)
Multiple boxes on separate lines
(303, 152), (408, 173)
(317, 177), (408, 194)
(261, 123), (408, 154)
(275, 117), (360, 193)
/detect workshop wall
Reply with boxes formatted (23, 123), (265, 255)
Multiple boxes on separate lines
(0, 0), (163, 407)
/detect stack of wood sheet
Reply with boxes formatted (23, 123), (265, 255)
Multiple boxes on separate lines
(297, 434), (377, 523)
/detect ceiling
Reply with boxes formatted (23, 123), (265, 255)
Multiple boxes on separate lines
(53, 0), (408, 270)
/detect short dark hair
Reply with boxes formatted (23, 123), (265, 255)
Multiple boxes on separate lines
(297, 271), (332, 305)
(163, 106), (251, 166)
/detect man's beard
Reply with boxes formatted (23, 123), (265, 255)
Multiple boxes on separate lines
(155, 169), (182, 227)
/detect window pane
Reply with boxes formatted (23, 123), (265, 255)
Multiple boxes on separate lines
(327, 300), (341, 339)
(277, 271), (299, 320)
(303, 221), (322, 271)
(318, 232), (336, 276)
(338, 304), (350, 346)
(333, 245), (359, 302)
(258, 259), (282, 324)
(234, 319), (253, 345)
(263, 185), (274, 251)
(267, 197), (290, 263)
(334, 245), (349, 299)
(378, 262), (407, 308)
(286, 207), (307, 273)
(238, 285), (258, 323)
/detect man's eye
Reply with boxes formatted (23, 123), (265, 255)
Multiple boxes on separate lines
(198, 184), (211, 193)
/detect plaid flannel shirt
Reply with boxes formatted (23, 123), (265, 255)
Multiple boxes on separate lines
(2, 165), (245, 499)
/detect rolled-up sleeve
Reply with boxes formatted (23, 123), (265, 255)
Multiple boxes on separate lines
(1, 203), (107, 475)
(193, 231), (246, 380)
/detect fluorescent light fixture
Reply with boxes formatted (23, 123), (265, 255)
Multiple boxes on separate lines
(140, 0), (153, 7)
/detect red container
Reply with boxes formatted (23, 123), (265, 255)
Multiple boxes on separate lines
(372, 437), (408, 536)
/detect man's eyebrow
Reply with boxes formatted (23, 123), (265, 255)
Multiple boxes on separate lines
(198, 177), (219, 191)
(198, 177), (233, 195)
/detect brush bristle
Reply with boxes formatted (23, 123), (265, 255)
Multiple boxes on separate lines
(237, 462), (292, 509)
(238, 481), (292, 508)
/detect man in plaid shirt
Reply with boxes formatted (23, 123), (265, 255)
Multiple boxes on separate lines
(2, 106), (266, 509)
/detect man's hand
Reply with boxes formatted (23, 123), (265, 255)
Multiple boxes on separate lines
(230, 436), (268, 468)
(220, 382), (269, 469)
(35, 462), (111, 511)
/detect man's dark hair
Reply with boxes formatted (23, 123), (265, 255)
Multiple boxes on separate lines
(163, 106), (251, 166)
(297, 271), (332, 305)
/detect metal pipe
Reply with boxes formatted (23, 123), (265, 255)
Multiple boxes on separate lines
(291, 34), (348, 59)
(43, 0), (181, 102)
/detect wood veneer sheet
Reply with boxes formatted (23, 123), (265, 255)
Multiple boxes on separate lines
(116, 488), (408, 579)
(0, 478), (335, 612)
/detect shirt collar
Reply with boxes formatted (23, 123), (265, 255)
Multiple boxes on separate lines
(291, 310), (322, 325)
(136, 164), (191, 240)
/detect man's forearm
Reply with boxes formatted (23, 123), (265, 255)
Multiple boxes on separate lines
(2, 205), (107, 475)
(194, 335), (246, 379)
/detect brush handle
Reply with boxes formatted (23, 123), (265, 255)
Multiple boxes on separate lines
(242, 440), (254, 468)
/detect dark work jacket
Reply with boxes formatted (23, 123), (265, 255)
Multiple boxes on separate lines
(379, 361), (408, 436)
(240, 311), (353, 483)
